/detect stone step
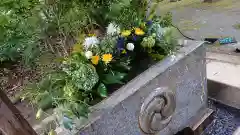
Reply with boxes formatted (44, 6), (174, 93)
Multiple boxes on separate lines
(207, 51), (240, 109)
(207, 52), (240, 65)
(207, 52), (240, 88)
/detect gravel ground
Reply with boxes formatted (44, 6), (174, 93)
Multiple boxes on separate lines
(203, 101), (240, 135)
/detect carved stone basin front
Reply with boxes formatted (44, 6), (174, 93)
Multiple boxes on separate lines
(38, 40), (207, 135)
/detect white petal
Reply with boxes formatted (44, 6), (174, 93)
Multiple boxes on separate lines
(85, 51), (93, 59)
(126, 43), (134, 51)
(107, 23), (120, 35)
(83, 37), (99, 49)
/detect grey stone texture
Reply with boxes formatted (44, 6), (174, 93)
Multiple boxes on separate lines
(78, 41), (207, 135)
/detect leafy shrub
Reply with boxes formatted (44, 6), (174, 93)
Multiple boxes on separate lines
(0, 0), (42, 65)
(19, 0), (177, 132)
(159, 12), (173, 27)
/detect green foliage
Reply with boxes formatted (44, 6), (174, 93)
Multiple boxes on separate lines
(156, 27), (177, 54)
(147, 18), (176, 56)
(141, 34), (156, 48)
(0, 0), (42, 64)
(106, 0), (139, 28)
(0, 0), (166, 65)
(159, 12), (173, 27)
(99, 36), (117, 54)
(19, 1), (177, 133)
(102, 71), (127, 85)
(97, 83), (107, 98)
(24, 51), (129, 119)
(62, 54), (99, 91)
(41, 0), (89, 36)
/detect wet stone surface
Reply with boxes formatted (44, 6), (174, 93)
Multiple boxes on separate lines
(203, 101), (240, 135)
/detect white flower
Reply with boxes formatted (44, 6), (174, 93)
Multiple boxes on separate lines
(85, 51), (93, 59)
(170, 54), (176, 61)
(106, 23), (120, 35)
(126, 43), (135, 51)
(83, 36), (99, 50)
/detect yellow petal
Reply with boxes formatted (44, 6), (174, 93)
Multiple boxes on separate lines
(135, 28), (145, 36)
(88, 33), (96, 37)
(102, 54), (113, 64)
(91, 55), (100, 65)
(121, 49), (127, 54)
(36, 109), (43, 120)
(121, 30), (131, 37)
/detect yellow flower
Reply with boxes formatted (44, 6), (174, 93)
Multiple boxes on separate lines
(91, 55), (100, 65)
(88, 33), (96, 37)
(102, 54), (113, 64)
(121, 30), (131, 37)
(121, 49), (127, 54)
(135, 28), (145, 36)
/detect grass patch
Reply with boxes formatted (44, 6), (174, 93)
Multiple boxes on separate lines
(158, 0), (240, 13)
(233, 23), (240, 30)
(177, 19), (203, 31)
(158, 0), (201, 13)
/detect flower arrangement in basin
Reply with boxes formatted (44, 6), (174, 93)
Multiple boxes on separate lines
(23, 0), (178, 133)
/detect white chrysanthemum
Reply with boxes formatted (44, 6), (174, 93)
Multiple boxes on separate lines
(85, 51), (93, 59)
(126, 43), (135, 51)
(83, 36), (99, 50)
(106, 23), (120, 35)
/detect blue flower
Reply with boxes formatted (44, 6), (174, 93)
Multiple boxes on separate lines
(117, 37), (125, 50)
(146, 20), (153, 26)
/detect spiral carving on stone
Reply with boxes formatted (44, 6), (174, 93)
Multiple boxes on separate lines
(139, 87), (176, 134)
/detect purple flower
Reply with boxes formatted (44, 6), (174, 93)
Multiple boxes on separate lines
(132, 35), (138, 41)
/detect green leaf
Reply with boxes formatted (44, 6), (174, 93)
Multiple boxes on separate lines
(48, 129), (57, 135)
(38, 92), (53, 111)
(97, 83), (107, 98)
(114, 60), (132, 71)
(72, 103), (90, 118)
(103, 71), (127, 84)
(149, 54), (165, 61)
(62, 116), (73, 130)
(36, 109), (43, 120)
